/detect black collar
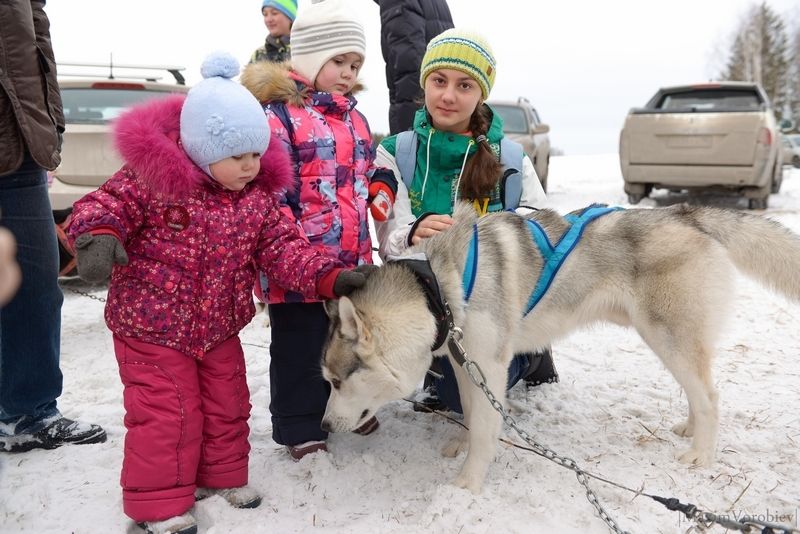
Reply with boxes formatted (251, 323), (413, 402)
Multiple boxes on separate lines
(389, 254), (453, 352)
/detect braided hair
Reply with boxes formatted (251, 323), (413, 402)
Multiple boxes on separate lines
(459, 104), (503, 200)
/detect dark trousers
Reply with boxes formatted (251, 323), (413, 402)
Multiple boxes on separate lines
(435, 353), (530, 414)
(0, 155), (64, 434)
(267, 302), (330, 446)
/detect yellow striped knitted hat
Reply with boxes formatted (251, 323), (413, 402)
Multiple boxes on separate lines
(420, 29), (496, 99)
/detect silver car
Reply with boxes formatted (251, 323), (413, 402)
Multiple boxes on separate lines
(488, 97), (551, 191)
(782, 134), (800, 168)
(51, 63), (189, 275)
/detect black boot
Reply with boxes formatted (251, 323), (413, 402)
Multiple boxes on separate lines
(523, 347), (559, 388)
(414, 359), (447, 412)
(0, 416), (106, 453)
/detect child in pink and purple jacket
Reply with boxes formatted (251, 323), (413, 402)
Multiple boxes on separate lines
(67, 52), (370, 534)
(241, 0), (396, 460)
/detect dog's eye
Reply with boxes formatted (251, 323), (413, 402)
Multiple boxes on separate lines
(331, 378), (341, 390)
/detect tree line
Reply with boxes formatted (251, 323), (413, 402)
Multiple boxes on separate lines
(720, 2), (800, 129)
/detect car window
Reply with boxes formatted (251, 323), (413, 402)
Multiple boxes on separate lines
(657, 89), (762, 112)
(61, 88), (176, 124)
(491, 105), (528, 134)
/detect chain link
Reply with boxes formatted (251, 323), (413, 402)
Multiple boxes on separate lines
(451, 328), (629, 534)
(451, 327), (800, 534)
(59, 282), (107, 302)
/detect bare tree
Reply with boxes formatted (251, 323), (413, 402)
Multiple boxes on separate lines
(788, 22), (800, 128)
(721, 2), (792, 121)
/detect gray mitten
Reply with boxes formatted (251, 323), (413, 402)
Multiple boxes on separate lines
(74, 233), (129, 283)
(333, 264), (379, 297)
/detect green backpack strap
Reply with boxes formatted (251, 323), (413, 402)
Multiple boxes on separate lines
(394, 131), (418, 189)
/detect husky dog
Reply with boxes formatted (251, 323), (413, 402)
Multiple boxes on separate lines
(321, 203), (800, 493)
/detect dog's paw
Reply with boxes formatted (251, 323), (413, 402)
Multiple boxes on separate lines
(671, 420), (694, 437)
(452, 472), (482, 494)
(677, 447), (713, 467)
(506, 398), (526, 415)
(441, 436), (467, 458)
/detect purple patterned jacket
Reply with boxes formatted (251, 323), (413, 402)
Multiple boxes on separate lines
(68, 95), (339, 359)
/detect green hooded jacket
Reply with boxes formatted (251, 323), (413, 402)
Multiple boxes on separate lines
(379, 104), (505, 217)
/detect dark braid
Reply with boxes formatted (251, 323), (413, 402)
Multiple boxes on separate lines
(459, 104), (503, 200)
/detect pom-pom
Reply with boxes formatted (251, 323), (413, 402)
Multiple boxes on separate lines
(200, 52), (240, 80)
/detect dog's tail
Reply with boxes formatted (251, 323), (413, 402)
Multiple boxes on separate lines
(687, 206), (800, 301)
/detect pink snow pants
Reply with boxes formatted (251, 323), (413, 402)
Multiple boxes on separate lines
(113, 334), (252, 522)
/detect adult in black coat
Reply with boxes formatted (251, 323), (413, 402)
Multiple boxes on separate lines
(374, 0), (454, 135)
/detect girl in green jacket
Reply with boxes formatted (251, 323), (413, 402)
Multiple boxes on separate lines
(374, 28), (558, 412)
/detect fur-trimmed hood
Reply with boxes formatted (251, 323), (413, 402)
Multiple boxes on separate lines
(240, 60), (364, 107)
(112, 94), (293, 198)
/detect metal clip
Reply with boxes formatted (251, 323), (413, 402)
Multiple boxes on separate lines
(463, 359), (487, 388)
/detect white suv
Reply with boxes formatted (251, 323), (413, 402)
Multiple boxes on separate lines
(52, 62), (189, 275)
(52, 63), (189, 211)
(487, 97), (551, 191)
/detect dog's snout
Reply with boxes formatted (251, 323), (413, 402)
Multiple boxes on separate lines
(320, 420), (332, 433)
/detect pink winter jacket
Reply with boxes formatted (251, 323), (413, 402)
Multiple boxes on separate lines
(68, 95), (341, 359)
(241, 62), (377, 304)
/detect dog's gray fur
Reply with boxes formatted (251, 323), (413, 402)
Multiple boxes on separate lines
(322, 203), (800, 493)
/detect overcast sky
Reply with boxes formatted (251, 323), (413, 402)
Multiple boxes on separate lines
(46, 0), (800, 155)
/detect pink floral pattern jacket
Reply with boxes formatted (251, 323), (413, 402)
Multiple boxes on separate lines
(68, 95), (339, 359)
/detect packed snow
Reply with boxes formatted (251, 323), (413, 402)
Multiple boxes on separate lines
(2, 156), (799, 534)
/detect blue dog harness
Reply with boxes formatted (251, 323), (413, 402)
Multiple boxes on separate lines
(462, 205), (623, 316)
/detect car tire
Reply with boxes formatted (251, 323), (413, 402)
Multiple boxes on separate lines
(748, 196), (768, 210)
(793, 155), (800, 169)
(540, 155), (549, 193)
(627, 193), (644, 204)
(771, 163), (783, 194)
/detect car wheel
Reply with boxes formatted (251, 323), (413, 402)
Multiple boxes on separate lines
(793, 155), (800, 168)
(627, 193), (644, 204)
(771, 163), (783, 194)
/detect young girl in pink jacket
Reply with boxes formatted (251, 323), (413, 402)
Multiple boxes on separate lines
(241, 0), (395, 460)
(68, 52), (369, 534)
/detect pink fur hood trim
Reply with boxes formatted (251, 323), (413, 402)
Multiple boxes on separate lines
(112, 94), (293, 197)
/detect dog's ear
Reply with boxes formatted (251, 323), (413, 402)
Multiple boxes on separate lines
(338, 296), (369, 342)
(323, 298), (339, 319)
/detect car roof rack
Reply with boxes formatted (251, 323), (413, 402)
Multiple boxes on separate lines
(57, 59), (186, 85)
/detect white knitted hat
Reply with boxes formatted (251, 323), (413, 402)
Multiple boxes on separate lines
(290, 0), (366, 85)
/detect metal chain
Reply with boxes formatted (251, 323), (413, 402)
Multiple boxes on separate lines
(450, 327), (800, 534)
(59, 282), (107, 302)
(449, 327), (630, 534)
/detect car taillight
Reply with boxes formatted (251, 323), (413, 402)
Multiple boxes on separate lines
(90, 82), (146, 90)
(757, 127), (772, 146)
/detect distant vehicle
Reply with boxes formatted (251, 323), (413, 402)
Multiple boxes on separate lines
(782, 134), (800, 168)
(52, 62), (189, 275)
(488, 97), (551, 192)
(619, 82), (783, 209)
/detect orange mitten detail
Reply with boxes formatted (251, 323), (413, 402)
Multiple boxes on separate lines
(368, 182), (395, 222)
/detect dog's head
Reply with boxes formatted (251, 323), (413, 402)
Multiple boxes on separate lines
(321, 265), (437, 433)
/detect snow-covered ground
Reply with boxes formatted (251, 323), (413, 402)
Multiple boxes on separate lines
(2, 156), (799, 534)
